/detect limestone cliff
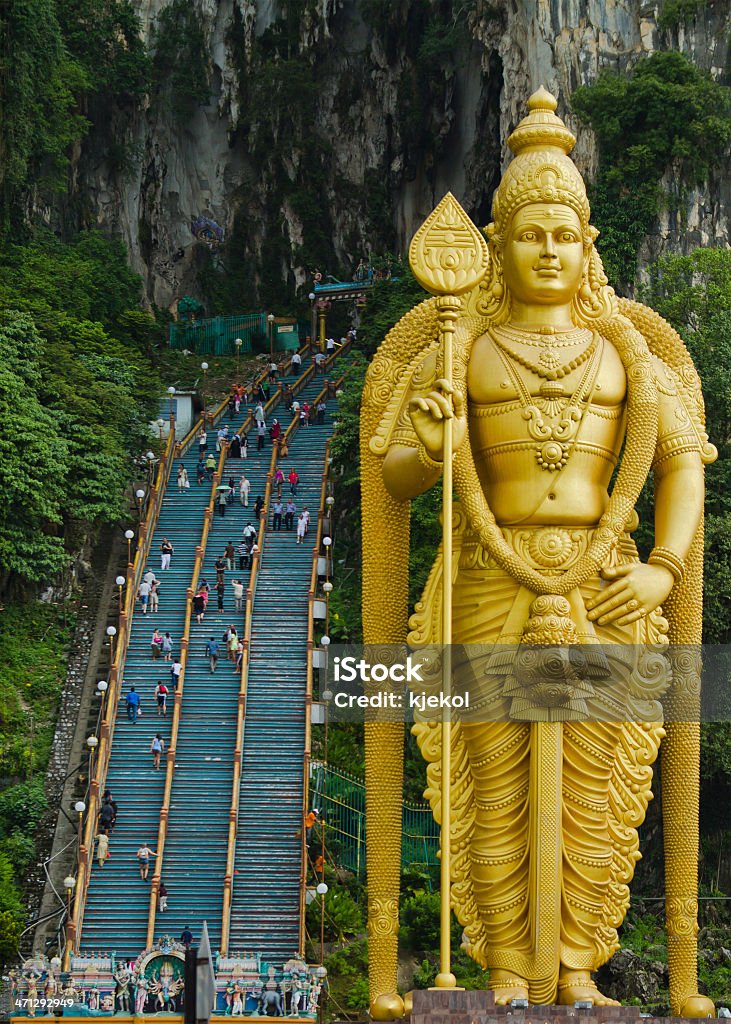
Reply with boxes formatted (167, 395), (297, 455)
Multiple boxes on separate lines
(66, 0), (731, 309)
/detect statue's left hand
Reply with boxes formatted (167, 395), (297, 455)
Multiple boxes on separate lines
(585, 563), (675, 626)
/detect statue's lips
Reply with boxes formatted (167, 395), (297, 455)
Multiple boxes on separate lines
(534, 266), (560, 277)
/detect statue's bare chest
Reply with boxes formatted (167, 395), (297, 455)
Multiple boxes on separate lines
(467, 330), (627, 408)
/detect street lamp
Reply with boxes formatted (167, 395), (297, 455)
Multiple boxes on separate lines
(73, 801), (86, 850)
(63, 875), (76, 922)
(267, 314), (275, 359)
(115, 575), (126, 614)
(167, 386), (176, 418)
(86, 736), (98, 783)
(135, 489), (145, 519)
(124, 529), (135, 566)
(97, 680), (108, 716)
(156, 417), (165, 441)
(145, 451), (156, 489)
(323, 536), (332, 585)
(201, 362), (209, 418)
(308, 292), (316, 343)
(234, 338), (242, 379)
(106, 626), (117, 662)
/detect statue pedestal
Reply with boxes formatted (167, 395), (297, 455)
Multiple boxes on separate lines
(409, 991), (710, 1024)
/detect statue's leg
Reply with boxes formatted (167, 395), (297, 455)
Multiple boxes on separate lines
(461, 720), (531, 1002)
(365, 720), (404, 1020)
(557, 722), (621, 1006)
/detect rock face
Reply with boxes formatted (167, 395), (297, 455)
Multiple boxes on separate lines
(66, 0), (731, 309)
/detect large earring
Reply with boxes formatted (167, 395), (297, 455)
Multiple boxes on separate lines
(473, 244), (510, 323)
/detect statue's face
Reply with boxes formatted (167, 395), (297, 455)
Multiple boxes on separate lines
(502, 203), (584, 307)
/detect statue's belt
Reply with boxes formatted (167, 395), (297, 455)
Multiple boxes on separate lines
(458, 524), (614, 574)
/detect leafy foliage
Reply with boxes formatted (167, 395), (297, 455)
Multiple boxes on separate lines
(573, 52), (731, 287)
(0, 0), (90, 222)
(152, 0), (210, 119)
(0, 232), (162, 584)
(56, 0), (149, 101)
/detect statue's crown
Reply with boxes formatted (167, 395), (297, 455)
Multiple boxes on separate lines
(507, 87), (576, 157)
(489, 88), (590, 240)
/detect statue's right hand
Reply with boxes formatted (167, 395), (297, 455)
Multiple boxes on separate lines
(408, 379), (467, 461)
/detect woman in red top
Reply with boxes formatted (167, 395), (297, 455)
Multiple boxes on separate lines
(288, 469), (299, 495)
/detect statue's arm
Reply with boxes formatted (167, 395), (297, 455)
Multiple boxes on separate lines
(651, 356), (706, 559)
(380, 347), (465, 502)
(653, 451), (704, 559)
(587, 361), (705, 627)
(383, 445), (441, 501)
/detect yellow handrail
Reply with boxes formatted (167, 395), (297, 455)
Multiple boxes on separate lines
(299, 442), (332, 953)
(67, 425), (177, 962)
(176, 343), (313, 457)
(219, 439), (277, 953)
(144, 437), (230, 947)
(218, 357), (348, 952)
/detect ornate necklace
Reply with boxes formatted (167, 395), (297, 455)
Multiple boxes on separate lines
(491, 332), (602, 472)
(492, 324), (595, 378)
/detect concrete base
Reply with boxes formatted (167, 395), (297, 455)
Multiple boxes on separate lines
(410, 990), (699, 1024)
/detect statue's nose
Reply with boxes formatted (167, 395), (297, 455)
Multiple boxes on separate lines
(541, 232), (558, 258)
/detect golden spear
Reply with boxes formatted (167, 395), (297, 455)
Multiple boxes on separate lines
(408, 194), (489, 987)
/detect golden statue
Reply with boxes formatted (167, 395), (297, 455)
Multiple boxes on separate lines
(360, 89), (717, 1018)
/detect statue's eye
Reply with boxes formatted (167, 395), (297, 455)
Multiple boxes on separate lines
(520, 231), (537, 242)
(559, 231), (578, 242)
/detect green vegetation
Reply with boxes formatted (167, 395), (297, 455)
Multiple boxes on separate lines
(0, 232), (162, 584)
(657, 0), (706, 30)
(0, 0), (149, 222)
(151, 0), (210, 120)
(573, 52), (731, 287)
(0, 601), (76, 960)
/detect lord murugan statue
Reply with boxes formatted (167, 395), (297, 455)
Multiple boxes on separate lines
(360, 90), (717, 1018)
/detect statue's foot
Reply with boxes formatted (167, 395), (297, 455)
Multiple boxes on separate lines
(680, 994), (716, 1018)
(557, 970), (619, 1006)
(489, 969), (529, 1005)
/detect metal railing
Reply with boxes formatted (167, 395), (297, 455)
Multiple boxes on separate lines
(175, 341), (314, 458)
(66, 424), (177, 962)
(144, 435), (229, 947)
(309, 765), (439, 877)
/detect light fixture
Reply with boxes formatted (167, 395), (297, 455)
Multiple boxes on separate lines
(335, 389), (343, 397)
(267, 314), (275, 323)
(234, 339), (242, 348)
(115, 575), (125, 587)
(321, 689), (333, 702)
(325, 496), (335, 506)
(323, 536), (332, 546)
(308, 292), (316, 301)
(321, 636), (331, 646)
(316, 882), (328, 895)
(97, 680), (108, 694)
(50, 957), (62, 969)
(64, 875), (76, 891)
(315, 965), (327, 978)
(145, 451), (155, 461)
(124, 529), (135, 540)
(156, 417), (165, 427)
(106, 626), (117, 637)
(74, 801), (86, 815)
(201, 361), (208, 371)
(86, 736), (98, 750)
(135, 489), (145, 500)
(322, 582), (333, 593)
